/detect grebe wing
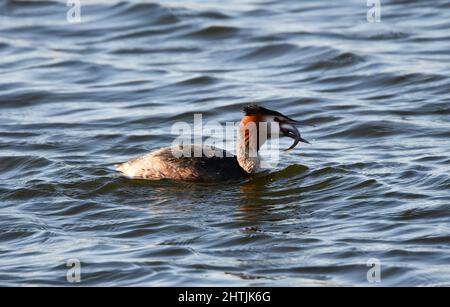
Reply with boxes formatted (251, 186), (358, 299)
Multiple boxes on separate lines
(116, 145), (246, 181)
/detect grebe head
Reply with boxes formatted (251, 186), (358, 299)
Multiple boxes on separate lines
(242, 104), (310, 151)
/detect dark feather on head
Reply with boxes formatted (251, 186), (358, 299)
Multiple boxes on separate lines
(242, 104), (294, 120)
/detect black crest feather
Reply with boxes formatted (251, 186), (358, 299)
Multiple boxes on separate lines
(242, 104), (262, 115)
(243, 104), (287, 117)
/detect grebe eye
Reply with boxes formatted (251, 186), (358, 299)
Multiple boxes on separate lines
(274, 117), (280, 122)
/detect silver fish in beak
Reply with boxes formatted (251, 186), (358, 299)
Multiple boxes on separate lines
(280, 121), (310, 151)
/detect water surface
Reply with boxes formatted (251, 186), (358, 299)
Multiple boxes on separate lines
(0, 0), (450, 286)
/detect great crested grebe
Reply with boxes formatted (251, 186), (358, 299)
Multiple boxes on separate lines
(116, 104), (309, 181)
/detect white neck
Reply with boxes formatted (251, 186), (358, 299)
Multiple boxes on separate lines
(236, 121), (263, 174)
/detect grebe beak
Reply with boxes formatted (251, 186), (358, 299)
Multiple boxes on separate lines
(280, 122), (310, 151)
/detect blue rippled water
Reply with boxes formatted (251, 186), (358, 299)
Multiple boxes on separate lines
(0, 0), (449, 286)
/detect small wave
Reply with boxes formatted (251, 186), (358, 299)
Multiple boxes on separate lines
(196, 11), (231, 20)
(173, 75), (221, 87)
(413, 155), (449, 164)
(405, 234), (450, 245)
(368, 31), (410, 40)
(0, 156), (52, 180)
(101, 2), (180, 25)
(103, 24), (186, 42)
(325, 120), (418, 139)
(184, 25), (240, 39)
(1, 0), (57, 13)
(110, 46), (201, 55)
(0, 42), (11, 53)
(233, 43), (299, 62)
(0, 131), (39, 139)
(376, 73), (447, 87)
(303, 52), (366, 71)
